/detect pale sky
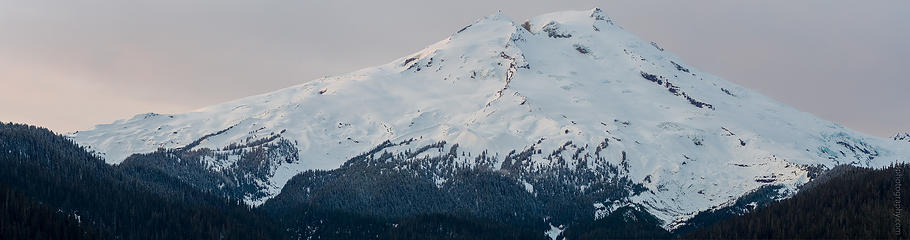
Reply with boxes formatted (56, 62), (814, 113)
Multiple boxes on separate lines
(1, 0), (908, 137)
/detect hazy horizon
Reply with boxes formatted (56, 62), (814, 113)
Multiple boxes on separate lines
(2, 0), (908, 138)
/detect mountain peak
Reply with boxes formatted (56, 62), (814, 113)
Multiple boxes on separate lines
(483, 10), (513, 22)
(72, 8), (909, 228)
(457, 8), (612, 38)
(453, 11), (519, 36)
(589, 7), (611, 21)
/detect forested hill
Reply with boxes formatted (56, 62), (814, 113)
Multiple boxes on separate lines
(684, 164), (910, 239)
(0, 122), (548, 239)
(0, 122), (280, 239)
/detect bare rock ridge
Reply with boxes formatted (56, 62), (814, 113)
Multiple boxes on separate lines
(894, 132), (910, 142)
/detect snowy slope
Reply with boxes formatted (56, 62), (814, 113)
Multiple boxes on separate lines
(71, 8), (908, 228)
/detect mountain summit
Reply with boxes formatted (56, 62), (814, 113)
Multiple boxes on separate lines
(71, 8), (908, 229)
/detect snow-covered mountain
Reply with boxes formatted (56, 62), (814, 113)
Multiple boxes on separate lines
(71, 8), (908, 229)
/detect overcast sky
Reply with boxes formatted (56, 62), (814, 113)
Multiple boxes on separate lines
(1, 0), (908, 137)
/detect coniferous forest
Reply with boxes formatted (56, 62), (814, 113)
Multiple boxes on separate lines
(685, 165), (910, 239)
(1, 122), (908, 239)
(0, 122), (280, 239)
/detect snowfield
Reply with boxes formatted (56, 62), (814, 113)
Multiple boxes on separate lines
(71, 8), (909, 229)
